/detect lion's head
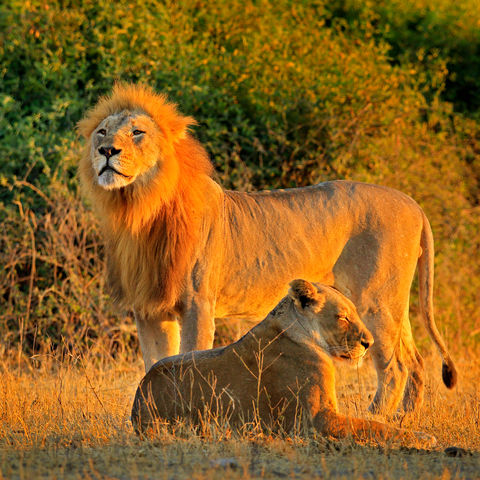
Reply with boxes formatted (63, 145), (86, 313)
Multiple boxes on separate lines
(288, 279), (373, 362)
(87, 110), (165, 191)
(77, 83), (213, 232)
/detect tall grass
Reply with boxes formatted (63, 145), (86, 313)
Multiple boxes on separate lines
(0, 352), (478, 479)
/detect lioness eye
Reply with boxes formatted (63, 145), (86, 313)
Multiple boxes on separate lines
(97, 128), (106, 136)
(132, 129), (145, 136)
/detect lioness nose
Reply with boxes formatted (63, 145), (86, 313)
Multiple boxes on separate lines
(361, 335), (374, 349)
(99, 146), (122, 159)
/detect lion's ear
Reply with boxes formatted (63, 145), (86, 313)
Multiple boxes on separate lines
(166, 114), (197, 143)
(289, 279), (323, 310)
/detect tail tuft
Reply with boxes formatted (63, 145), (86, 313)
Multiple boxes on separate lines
(442, 361), (458, 389)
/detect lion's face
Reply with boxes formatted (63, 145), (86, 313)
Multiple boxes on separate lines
(289, 280), (374, 362)
(90, 111), (163, 190)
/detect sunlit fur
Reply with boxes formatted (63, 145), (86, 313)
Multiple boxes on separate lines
(77, 84), (214, 312)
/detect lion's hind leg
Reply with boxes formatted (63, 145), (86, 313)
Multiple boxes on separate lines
(369, 352), (409, 415)
(369, 314), (426, 415)
(364, 309), (409, 415)
(402, 340), (425, 412)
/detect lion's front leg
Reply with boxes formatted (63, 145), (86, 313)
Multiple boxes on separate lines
(179, 297), (216, 353)
(134, 311), (180, 372)
(314, 410), (436, 448)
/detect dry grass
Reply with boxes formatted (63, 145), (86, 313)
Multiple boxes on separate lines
(1, 349), (479, 480)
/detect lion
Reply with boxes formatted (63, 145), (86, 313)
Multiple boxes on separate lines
(77, 83), (457, 415)
(131, 280), (436, 447)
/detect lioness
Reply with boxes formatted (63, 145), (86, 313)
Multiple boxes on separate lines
(132, 280), (435, 447)
(78, 84), (457, 414)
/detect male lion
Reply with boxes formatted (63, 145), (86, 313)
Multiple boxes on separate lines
(78, 83), (457, 414)
(132, 280), (436, 447)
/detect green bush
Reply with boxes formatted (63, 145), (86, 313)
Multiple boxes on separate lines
(323, 0), (480, 113)
(0, 0), (479, 359)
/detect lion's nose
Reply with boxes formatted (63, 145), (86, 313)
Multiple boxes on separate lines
(98, 146), (122, 159)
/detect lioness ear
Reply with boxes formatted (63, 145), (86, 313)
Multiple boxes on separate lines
(289, 279), (321, 310)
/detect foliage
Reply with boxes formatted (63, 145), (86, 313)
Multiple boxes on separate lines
(323, 0), (480, 112)
(0, 0), (479, 358)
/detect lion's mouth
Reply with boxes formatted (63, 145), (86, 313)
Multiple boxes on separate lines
(99, 165), (132, 179)
(337, 349), (366, 362)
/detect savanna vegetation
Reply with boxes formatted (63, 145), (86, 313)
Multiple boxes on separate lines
(1, 0), (479, 478)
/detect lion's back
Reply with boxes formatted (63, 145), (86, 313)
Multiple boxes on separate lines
(215, 180), (424, 320)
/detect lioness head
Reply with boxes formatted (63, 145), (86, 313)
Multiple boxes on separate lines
(288, 279), (374, 362)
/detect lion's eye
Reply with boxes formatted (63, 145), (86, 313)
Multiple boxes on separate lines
(97, 128), (106, 136)
(338, 315), (350, 323)
(132, 129), (145, 136)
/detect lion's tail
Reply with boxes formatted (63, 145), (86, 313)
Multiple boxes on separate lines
(418, 211), (457, 389)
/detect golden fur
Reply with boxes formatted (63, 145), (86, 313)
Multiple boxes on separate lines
(132, 280), (436, 448)
(78, 83), (457, 415)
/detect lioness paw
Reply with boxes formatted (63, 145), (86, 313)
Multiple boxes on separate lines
(414, 431), (437, 448)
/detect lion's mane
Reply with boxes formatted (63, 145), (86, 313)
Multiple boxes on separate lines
(77, 84), (214, 313)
